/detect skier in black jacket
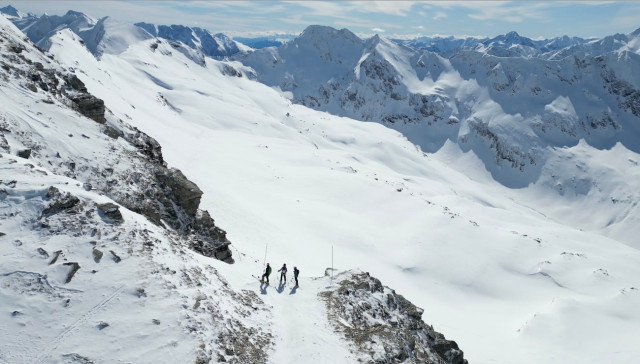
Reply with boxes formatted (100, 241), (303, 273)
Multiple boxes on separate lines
(293, 266), (300, 286)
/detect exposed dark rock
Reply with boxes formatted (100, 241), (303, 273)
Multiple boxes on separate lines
(42, 187), (80, 216)
(127, 129), (164, 165)
(49, 250), (63, 265)
(8, 42), (25, 54)
(97, 321), (109, 330)
(68, 93), (106, 124)
(62, 74), (106, 123)
(61, 353), (94, 364)
(102, 125), (122, 139)
(155, 168), (201, 216)
(97, 202), (123, 222)
(0, 133), (9, 153)
(17, 148), (31, 159)
(152, 318), (161, 325)
(0, 232), (5, 237)
(64, 75), (87, 92)
(92, 248), (103, 262)
(221, 64), (242, 77)
(321, 271), (467, 364)
(189, 210), (233, 262)
(63, 262), (81, 283)
(37, 247), (49, 258)
(109, 250), (121, 263)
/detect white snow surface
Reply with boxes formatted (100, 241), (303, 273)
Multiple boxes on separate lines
(1, 13), (640, 364)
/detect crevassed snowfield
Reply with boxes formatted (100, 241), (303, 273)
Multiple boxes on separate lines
(9, 21), (640, 363)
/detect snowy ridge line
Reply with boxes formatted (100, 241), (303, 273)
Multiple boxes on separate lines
(35, 285), (126, 364)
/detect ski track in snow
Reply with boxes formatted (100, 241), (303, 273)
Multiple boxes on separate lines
(249, 275), (357, 364)
(35, 285), (126, 364)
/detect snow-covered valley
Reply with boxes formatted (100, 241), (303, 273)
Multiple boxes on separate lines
(1, 5), (640, 364)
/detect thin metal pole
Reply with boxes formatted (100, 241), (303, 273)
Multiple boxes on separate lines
(263, 244), (268, 270)
(331, 245), (334, 282)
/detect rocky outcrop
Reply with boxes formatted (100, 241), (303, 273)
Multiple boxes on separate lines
(97, 202), (123, 222)
(68, 93), (106, 124)
(63, 262), (81, 283)
(17, 148), (31, 159)
(42, 186), (80, 216)
(321, 271), (467, 364)
(64, 74), (106, 123)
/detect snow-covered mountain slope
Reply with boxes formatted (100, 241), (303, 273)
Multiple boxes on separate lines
(237, 25), (640, 248)
(21, 13), (640, 363)
(0, 15), (271, 363)
(0, 14), (467, 364)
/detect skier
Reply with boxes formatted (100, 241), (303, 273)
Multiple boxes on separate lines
(278, 263), (288, 284)
(293, 266), (300, 286)
(261, 263), (272, 284)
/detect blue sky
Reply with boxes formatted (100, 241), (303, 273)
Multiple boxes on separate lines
(3, 1), (640, 39)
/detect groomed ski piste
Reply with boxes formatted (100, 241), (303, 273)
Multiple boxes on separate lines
(1, 12), (640, 363)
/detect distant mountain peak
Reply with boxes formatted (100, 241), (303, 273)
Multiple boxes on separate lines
(0, 4), (24, 18)
(64, 10), (86, 17)
(299, 25), (361, 44)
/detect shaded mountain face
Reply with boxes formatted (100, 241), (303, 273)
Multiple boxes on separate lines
(238, 24), (640, 188)
(0, 4), (24, 18)
(134, 22), (246, 59)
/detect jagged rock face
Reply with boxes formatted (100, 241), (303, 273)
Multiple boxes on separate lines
(321, 271), (467, 364)
(155, 168), (202, 216)
(0, 19), (232, 263)
(68, 93), (106, 123)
